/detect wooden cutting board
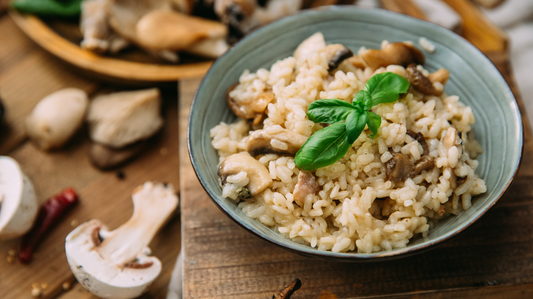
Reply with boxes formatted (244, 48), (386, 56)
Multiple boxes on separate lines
(179, 2), (533, 298)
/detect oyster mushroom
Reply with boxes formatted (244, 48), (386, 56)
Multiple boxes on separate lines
(226, 84), (274, 125)
(136, 9), (229, 58)
(87, 88), (163, 149)
(319, 44), (354, 71)
(0, 156), (38, 240)
(405, 64), (446, 96)
(25, 88), (89, 151)
(293, 171), (319, 203)
(360, 42), (425, 69)
(218, 153), (272, 196)
(65, 182), (178, 299)
(247, 128), (307, 157)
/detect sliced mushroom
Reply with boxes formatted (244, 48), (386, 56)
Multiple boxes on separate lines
(87, 88), (163, 149)
(406, 130), (435, 175)
(226, 84), (274, 125)
(346, 55), (366, 69)
(405, 64), (443, 96)
(65, 182), (178, 299)
(136, 9), (229, 57)
(293, 172), (319, 203)
(89, 141), (147, 170)
(428, 68), (450, 85)
(247, 128), (307, 157)
(360, 42), (425, 69)
(319, 44), (354, 71)
(293, 32), (327, 67)
(0, 156), (38, 240)
(218, 153), (272, 196)
(385, 152), (414, 182)
(406, 130), (429, 155)
(273, 278), (302, 299)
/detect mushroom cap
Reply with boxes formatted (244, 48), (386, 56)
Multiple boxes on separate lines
(246, 128), (307, 157)
(136, 9), (228, 51)
(360, 42), (425, 69)
(87, 88), (163, 149)
(66, 220), (162, 299)
(0, 156), (38, 240)
(25, 88), (89, 151)
(218, 153), (272, 196)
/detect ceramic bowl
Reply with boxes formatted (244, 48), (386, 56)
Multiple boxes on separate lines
(188, 6), (523, 260)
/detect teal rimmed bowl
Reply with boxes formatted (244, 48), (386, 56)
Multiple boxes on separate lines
(188, 6), (523, 261)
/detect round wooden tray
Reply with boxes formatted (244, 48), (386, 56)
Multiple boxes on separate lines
(10, 12), (213, 82)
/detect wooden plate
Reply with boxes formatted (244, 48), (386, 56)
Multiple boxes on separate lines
(10, 12), (213, 82)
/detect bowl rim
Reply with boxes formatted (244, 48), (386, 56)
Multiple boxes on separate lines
(188, 5), (524, 261)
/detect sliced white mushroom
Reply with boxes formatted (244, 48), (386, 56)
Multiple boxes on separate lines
(293, 171), (319, 203)
(319, 44), (354, 71)
(226, 86), (274, 125)
(135, 9), (229, 58)
(293, 32), (326, 68)
(25, 88), (89, 151)
(247, 128), (307, 157)
(218, 153), (272, 196)
(0, 156), (38, 240)
(87, 88), (163, 149)
(65, 182), (178, 299)
(359, 41), (426, 69)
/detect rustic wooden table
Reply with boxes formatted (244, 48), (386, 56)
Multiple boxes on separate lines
(1, 0), (533, 298)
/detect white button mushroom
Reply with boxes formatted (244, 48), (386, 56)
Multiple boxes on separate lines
(87, 88), (163, 149)
(0, 156), (38, 240)
(65, 182), (178, 299)
(25, 88), (89, 151)
(218, 153), (272, 196)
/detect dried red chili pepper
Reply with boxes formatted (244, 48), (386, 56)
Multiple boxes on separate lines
(19, 188), (78, 264)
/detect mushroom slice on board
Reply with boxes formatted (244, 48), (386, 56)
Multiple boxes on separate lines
(87, 88), (163, 149)
(359, 42), (425, 69)
(247, 128), (307, 157)
(0, 156), (38, 240)
(136, 9), (229, 58)
(218, 153), (272, 196)
(65, 182), (178, 299)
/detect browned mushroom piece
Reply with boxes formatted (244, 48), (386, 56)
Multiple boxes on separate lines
(247, 129), (308, 157)
(293, 172), (319, 203)
(319, 44), (354, 71)
(406, 130), (435, 175)
(346, 55), (366, 69)
(406, 130), (429, 155)
(406, 64), (444, 96)
(360, 42), (425, 69)
(218, 153), (272, 196)
(226, 83), (274, 125)
(385, 152), (414, 182)
(273, 278), (302, 299)
(214, 0), (257, 35)
(428, 68), (450, 85)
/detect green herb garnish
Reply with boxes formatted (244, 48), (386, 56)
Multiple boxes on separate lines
(11, 0), (82, 17)
(295, 72), (410, 170)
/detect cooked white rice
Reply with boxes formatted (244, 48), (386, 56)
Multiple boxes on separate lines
(210, 33), (486, 253)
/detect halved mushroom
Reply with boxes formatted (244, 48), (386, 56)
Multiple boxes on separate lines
(136, 9), (229, 58)
(226, 85), (274, 125)
(87, 88), (163, 149)
(319, 44), (354, 71)
(293, 172), (319, 203)
(65, 182), (178, 299)
(405, 64), (445, 96)
(247, 128), (307, 157)
(218, 153), (272, 196)
(360, 42), (425, 69)
(0, 156), (38, 240)
(386, 131), (435, 182)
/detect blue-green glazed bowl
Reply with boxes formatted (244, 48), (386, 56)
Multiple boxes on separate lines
(188, 6), (523, 261)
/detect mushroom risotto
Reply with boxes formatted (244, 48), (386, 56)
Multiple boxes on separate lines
(210, 32), (486, 253)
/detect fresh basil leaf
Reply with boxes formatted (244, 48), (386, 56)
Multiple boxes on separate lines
(11, 0), (82, 17)
(366, 111), (381, 138)
(364, 72), (410, 106)
(353, 90), (373, 110)
(294, 123), (352, 170)
(345, 111), (367, 144)
(307, 99), (356, 124)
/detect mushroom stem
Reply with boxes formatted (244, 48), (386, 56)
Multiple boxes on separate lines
(97, 183), (177, 267)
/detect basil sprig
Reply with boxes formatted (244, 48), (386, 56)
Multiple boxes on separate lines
(295, 72), (410, 170)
